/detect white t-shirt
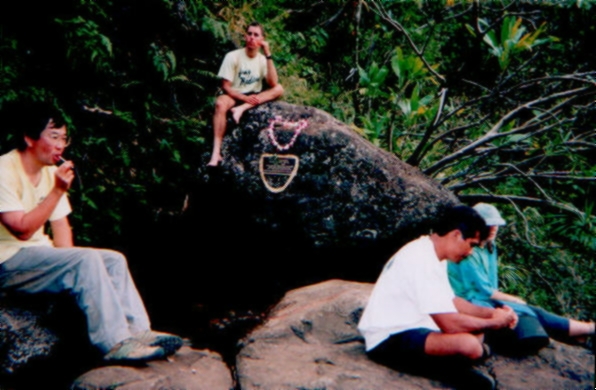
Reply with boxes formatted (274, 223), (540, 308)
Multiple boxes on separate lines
(217, 48), (267, 94)
(358, 235), (457, 351)
(0, 149), (72, 263)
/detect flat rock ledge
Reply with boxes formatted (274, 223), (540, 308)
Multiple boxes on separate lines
(236, 279), (595, 390)
(72, 347), (233, 390)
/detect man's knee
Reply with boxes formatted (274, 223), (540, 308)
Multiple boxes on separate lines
(426, 332), (484, 360)
(98, 249), (128, 269)
(457, 334), (484, 359)
(69, 248), (106, 272)
(214, 95), (234, 114)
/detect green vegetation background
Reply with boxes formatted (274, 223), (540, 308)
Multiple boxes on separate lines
(1, 0), (594, 320)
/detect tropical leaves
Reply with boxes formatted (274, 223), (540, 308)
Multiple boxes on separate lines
(468, 16), (555, 70)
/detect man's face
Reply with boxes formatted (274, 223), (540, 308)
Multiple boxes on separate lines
(244, 26), (263, 49)
(26, 120), (69, 165)
(446, 230), (481, 263)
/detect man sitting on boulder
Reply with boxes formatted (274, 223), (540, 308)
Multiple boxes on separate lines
(207, 21), (284, 167)
(0, 101), (183, 363)
(358, 205), (518, 389)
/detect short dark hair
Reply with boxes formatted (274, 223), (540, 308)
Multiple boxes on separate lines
(246, 21), (265, 37)
(433, 205), (489, 241)
(5, 101), (66, 151)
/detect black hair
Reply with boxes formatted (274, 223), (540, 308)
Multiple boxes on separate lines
(246, 21), (265, 37)
(433, 205), (489, 241)
(3, 101), (67, 151)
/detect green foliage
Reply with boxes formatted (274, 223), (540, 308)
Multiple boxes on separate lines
(468, 16), (555, 70)
(499, 204), (595, 319)
(351, 0), (596, 317)
(391, 47), (437, 89)
(1, 0), (594, 318)
(55, 16), (113, 72)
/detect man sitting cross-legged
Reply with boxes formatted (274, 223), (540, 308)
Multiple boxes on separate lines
(358, 206), (518, 389)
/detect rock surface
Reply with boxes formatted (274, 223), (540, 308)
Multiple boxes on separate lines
(236, 279), (595, 390)
(72, 347), (233, 390)
(0, 303), (57, 375)
(199, 101), (458, 252)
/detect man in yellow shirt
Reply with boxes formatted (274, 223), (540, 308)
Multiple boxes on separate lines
(0, 102), (182, 363)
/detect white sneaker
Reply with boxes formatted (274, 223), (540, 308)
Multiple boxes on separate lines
(104, 337), (165, 363)
(134, 330), (184, 356)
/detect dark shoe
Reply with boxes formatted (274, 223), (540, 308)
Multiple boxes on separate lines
(445, 366), (495, 390)
(104, 337), (165, 363)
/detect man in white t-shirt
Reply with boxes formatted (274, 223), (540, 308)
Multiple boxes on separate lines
(0, 102), (183, 363)
(358, 206), (518, 389)
(208, 21), (284, 166)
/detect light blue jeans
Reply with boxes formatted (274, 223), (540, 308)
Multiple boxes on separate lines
(0, 246), (151, 353)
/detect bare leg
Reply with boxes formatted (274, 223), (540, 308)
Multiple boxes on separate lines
(569, 320), (595, 337)
(209, 94), (236, 166)
(230, 84), (284, 124)
(425, 332), (485, 360)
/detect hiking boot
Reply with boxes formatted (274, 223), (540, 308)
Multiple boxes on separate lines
(134, 330), (184, 356)
(104, 337), (165, 363)
(450, 366), (496, 390)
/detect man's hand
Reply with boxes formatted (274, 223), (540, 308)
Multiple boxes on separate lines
(492, 306), (518, 329)
(243, 95), (261, 105)
(502, 305), (519, 329)
(261, 40), (271, 57)
(54, 160), (75, 191)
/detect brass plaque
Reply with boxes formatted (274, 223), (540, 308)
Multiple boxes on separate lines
(259, 153), (299, 193)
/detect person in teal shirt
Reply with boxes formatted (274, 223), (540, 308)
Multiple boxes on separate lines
(448, 203), (594, 352)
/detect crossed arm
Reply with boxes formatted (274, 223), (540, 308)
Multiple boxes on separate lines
(431, 297), (518, 334)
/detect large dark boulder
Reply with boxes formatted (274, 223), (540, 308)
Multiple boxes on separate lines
(236, 280), (595, 390)
(198, 101), (458, 251)
(0, 293), (96, 388)
(0, 304), (57, 375)
(185, 101), (460, 304)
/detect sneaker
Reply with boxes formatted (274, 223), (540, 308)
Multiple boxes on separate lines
(134, 330), (184, 356)
(104, 337), (165, 363)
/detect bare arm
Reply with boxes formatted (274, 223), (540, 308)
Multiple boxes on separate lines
(260, 41), (279, 87)
(453, 297), (494, 318)
(219, 79), (260, 106)
(220, 79), (246, 101)
(432, 300), (518, 334)
(0, 162), (74, 241)
(491, 290), (526, 304)
(50, 217), (73, 247)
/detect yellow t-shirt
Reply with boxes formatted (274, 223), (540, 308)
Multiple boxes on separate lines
(0, 149), (72, 263)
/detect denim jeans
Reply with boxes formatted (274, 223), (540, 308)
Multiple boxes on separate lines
(0, 246), (151, 353)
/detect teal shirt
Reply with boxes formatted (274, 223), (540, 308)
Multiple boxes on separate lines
(448, 245), (535, 316)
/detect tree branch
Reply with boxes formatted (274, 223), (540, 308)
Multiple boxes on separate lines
(370, 0), (446, 85)
(424, 87), (594, 175)
(458, 193), (584, 217)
